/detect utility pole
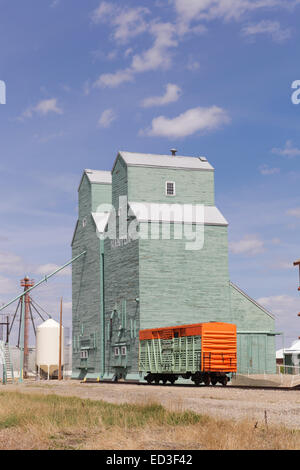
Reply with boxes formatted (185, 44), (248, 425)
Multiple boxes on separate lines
(293, 259), (300, 339)
(58, 298), (63, 380)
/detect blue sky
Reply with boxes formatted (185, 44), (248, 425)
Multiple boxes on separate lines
(0, 0), (300, 348)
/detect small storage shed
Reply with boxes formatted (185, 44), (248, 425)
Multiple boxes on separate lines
(283, 340), (300, 374)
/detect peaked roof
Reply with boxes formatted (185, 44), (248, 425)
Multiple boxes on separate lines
(284, 340), (300, 352)
(113, 151), (214, 172)
(78, 169), (112, 191)
(128, 202), (228, 226)
(230, 282), (275, 319)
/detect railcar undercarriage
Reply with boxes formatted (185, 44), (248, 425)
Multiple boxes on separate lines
(144, 371), (230, 386)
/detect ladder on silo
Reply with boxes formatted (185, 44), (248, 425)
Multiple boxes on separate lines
(1, 342), (14, 384)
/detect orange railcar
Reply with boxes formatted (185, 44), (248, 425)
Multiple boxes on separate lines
(139, 322), (237, 386)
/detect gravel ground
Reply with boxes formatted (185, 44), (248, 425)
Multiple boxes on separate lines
(4, 380), (300, 430)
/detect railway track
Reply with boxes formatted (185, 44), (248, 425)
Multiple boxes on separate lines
(81, 379), (300, 392)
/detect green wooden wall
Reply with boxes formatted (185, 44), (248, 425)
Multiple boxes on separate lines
(139, 223), (231, 329)
(72, 173), (111, 379)
(103, 236), (140, 380)
(230, 283), (276, 373)
(128, 165), (215, 205)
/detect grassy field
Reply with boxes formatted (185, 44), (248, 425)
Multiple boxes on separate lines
(0, 391), (299, 450)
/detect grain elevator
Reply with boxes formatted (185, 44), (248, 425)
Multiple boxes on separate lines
(71, 151), (276, 380)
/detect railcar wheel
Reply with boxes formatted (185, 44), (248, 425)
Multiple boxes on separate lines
(194, 380), (201, 386)
(204, 376), (211, 386)
(211, 378), (217, 386)
(169, 377), (176, 385)
(162, 378), (167, 385)
(146, 376), (153, 385)
(221, 376), (228, 386)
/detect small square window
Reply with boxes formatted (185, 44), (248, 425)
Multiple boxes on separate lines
(80, 350), (88, 359)
(166, 181), (175, 196)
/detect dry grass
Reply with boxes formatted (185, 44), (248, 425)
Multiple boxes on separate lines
(0, 391), (298, 450)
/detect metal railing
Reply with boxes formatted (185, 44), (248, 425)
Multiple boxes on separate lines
(276, 364), (300, 375)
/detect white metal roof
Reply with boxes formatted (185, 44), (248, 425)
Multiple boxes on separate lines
(85, 169), (112, 184)
(114, 151), (214, 172)
(78, 169), (112, 191)
(128, 202), (228, 226)
(283, 340), (300, 353)
(92, 212), (110, 234)
(276, 348), (284, 359)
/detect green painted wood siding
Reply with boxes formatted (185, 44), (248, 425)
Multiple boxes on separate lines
(230, 283), (276, 373)
(78, 175), (91, 221)
(92, 183), (112, 212)
(72, 175), (112, 379)
(230, 283), (274, 332)
(139, 224), (231, 330)
(112, 157), (127, 212)
(237, 333), (275, 374)
(128, 166), (215, 205)
(72, 215), (102, 378)
(103, 236), (140, 378)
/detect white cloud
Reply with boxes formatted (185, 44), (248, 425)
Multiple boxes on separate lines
(142, 105), (230, 139)
(92, 1), (298, 90)
(95, 69), (134, 88)
(131, 22), (177, 73)
(0, 251), (71, 282)
(35, 264), (71, 277)
(92, 2), (150, 42)
(229, 234), (265, 255)
(241, 20), (291, 42)
(172, 0), (299, 39)
(286, 207), (300, 217)
(94, 22), (178, 88)
(91, 1), (114, 23)
(270, 261), (293, 270)
(259, 164), (280, 175)
(141, 84), (181, 108)
(98, 108), (117, 128)
(256, 294), (300, 344)
(20, 98), (63, 120)
(0, 276), (17, 296)
(34, 99), (63, 115)
(34, 131), (65, 143)
(257, 294), (298, 319)
(272, 140), (300, 158)
(173, 0), (294, 23)
(0, 251), (27, 275)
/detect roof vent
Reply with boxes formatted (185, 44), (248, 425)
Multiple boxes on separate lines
(199, 157), (207, 162)
(170, 149), (177, 156)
